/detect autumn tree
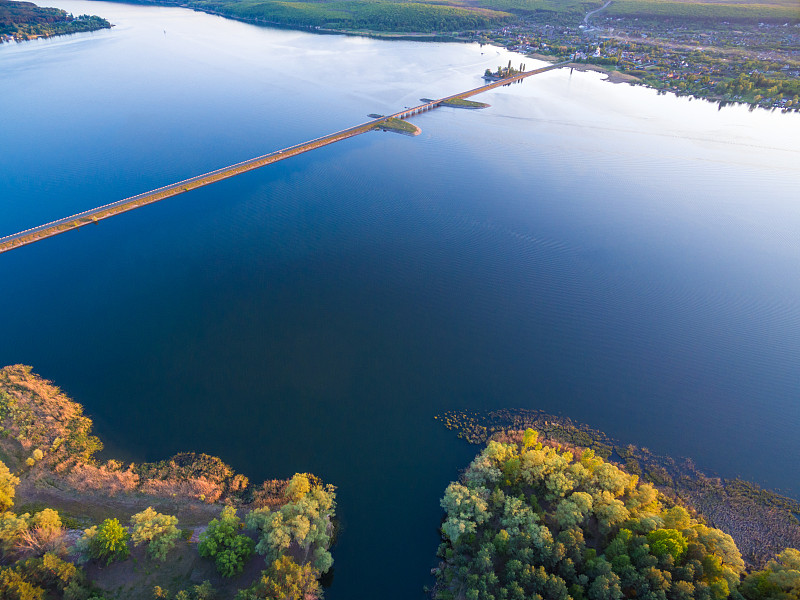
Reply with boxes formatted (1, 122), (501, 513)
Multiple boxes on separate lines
(0, 461), (19, 512)
(130, 507), (180, 561)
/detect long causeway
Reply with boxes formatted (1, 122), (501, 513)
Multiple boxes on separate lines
(0, 61), (568, 254)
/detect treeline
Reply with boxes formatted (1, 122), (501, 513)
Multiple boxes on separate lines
(716, 72), (800, 107)
(0, 0), (110, 41)
(0, 468), (336, 599)
(604, 0), (799, 22)
(434, 429), (800, 600)
(436, 409), (800, 565)
(189, 0), (511, 32)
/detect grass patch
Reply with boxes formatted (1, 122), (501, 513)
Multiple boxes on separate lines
(605, 0), (800, 21)
(374, 117), (421, 135)
(442, 97), (490, 107)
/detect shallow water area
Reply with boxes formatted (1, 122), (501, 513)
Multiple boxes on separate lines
(2, 3), (800, 598)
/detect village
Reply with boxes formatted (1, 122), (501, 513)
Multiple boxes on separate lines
(473, 17), (800, 110)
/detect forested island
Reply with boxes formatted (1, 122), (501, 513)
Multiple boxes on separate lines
(0, 0), (110, 42)
(434, 428), (800, 600)
(0, 365), (336, 599)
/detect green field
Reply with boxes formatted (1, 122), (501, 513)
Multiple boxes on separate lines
(375, 117), (421, 134)
(605, 0), (799, 21)
(442, 97), (490, 106)
(468, 0), (603, 16)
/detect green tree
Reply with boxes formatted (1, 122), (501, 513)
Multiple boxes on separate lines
(522, 428), (539, 449)
(199, 506), (253, 578)
(247, 477), (335, 571)
(84, 518), (130, 565)
(741, 548), (800, 600)
(130, 507), (180, 561)
(647, 528), (688, 563)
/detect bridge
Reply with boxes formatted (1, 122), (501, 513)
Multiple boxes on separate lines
(0, 61), (569, 255)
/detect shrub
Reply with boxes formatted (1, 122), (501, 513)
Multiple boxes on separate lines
(153, 580), (215, 600)
(0, 512), (29, 559)
(17, 509), (66, 557)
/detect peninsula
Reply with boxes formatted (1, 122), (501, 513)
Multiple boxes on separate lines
(0, 365), (336, 599)
(436, 409), (800, 568)
(434, 427), (800, 600)
(0, 0), (110, 42)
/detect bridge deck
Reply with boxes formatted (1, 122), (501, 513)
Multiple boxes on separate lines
(0, 61), (568, 254)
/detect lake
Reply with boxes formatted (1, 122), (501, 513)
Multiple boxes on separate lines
(1, 3), (799, 597)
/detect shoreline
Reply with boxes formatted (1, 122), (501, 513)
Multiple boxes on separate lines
(436, 407), (800, 568)
(0, 364), (336, 598)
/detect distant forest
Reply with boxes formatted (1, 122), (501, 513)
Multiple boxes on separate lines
(0, 0), (110, 41)
(104, 0), (799, 35)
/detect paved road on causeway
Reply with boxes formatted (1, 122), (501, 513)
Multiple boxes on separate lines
(0, 61), (568, 254)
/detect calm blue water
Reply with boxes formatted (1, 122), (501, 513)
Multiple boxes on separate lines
(1, 3), (799, 597)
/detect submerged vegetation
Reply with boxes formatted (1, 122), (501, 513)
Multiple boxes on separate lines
(0, 365), (336, 598)
(434, 428), (800, 600)
(0, 0), (110, 42)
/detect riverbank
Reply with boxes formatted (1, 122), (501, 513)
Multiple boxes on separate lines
(0, 364), (336, 599)
(566, 60), (643, 84)
(435, 408), (800, 568)
(483, 17), (800, 111)
(0, 0), (111, 42)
